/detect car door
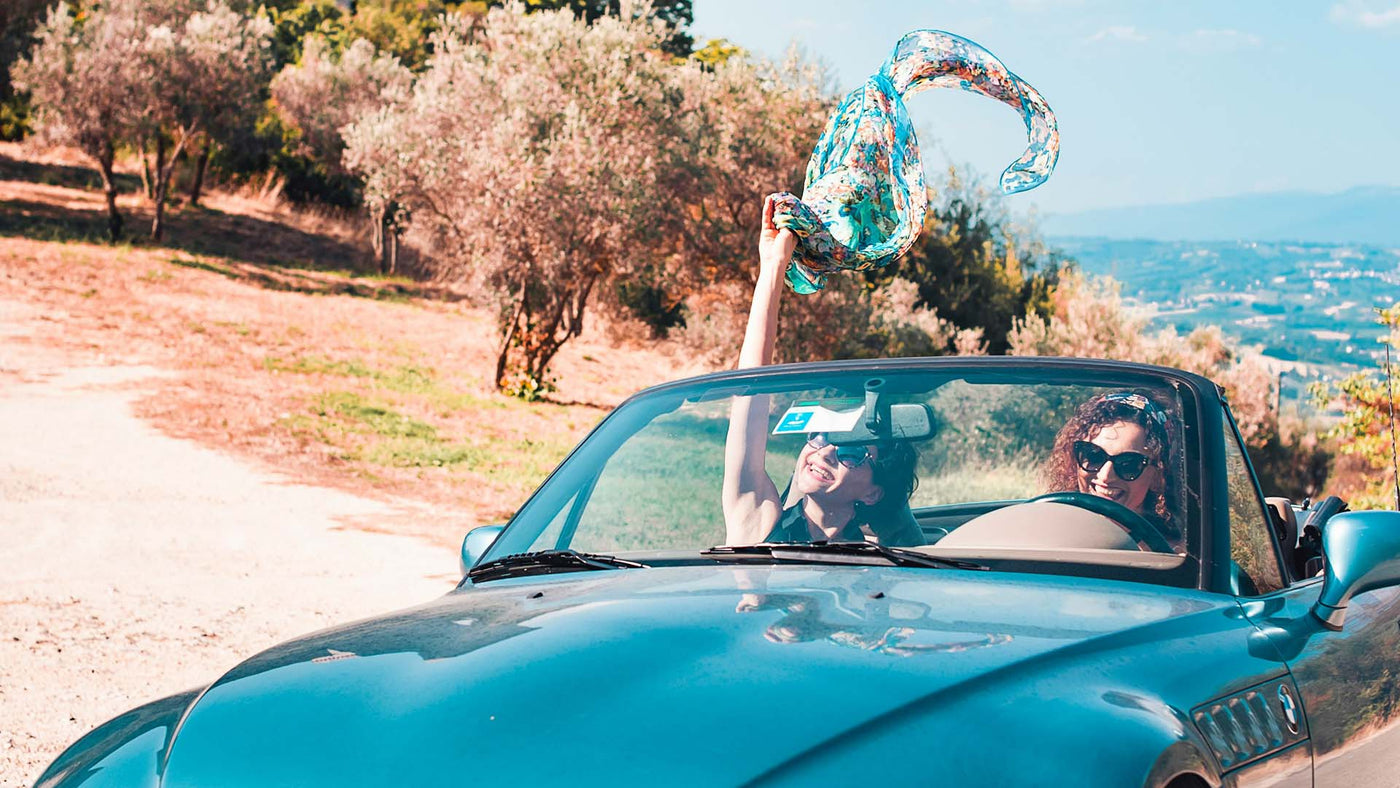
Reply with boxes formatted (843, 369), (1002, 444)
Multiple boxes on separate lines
(1228, 413), (1400, 786)
(1254, 583), (1400, 786)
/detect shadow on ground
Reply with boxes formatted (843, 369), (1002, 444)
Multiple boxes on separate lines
(0, 150), (369, 266)
(0, 155), (468, 304)
(0, 152), (142, 193)
(0, 194), (370, 267)
(167, 255), (469, 302)
(539, 395), (613, 411)
(0, 195), (468, 303)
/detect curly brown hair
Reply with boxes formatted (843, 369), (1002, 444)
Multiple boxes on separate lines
(1041, 390), (1180, 542)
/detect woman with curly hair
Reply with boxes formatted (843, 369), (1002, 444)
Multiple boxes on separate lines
(1042, 390), (1183, 551)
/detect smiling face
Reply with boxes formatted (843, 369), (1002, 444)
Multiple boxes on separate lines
(792, 439), (884, 507)
(1075, 420), (1162, 514)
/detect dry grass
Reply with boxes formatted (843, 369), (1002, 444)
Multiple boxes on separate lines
(0, 144), (714, 548)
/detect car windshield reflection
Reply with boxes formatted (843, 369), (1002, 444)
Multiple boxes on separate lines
(481, 363), (1199, 587)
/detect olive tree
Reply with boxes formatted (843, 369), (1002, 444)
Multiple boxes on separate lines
(180, 3), (277, 206)
(666, 47), (829, 296)
(13, 0), (149, 240)
(488, 0), (693, 57)
(272, 34), (411, 270)
(346, 4), (691, 394)
(135, 1), (273, 239)
(273, 36), (411, 169)
(14, 0), (272, 240)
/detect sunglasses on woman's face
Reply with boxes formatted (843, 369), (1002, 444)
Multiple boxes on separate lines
(806, 433), (874, 469)
(1072, 440), (1152, 481)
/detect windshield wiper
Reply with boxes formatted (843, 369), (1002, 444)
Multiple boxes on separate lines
(701, 542), (986, 571)
(468, 549), (649, 583)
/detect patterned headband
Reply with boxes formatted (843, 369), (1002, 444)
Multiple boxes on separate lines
(1101, 391), (1169, 427)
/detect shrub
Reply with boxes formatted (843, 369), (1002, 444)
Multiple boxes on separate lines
(1319, 306), (1400, 509)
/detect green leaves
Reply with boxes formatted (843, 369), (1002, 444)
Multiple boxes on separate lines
(1320, 306), (1400, 509)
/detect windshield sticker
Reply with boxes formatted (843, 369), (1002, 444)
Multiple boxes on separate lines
(773, 400), (865, 435)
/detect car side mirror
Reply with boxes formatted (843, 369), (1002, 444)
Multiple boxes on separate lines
(1311, 511), (1400, 630)
(460, 525), (505, 576)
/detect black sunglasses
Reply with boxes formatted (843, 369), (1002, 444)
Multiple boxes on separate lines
(806, 433), (874, 469)
(1072, 440), (1152, 481)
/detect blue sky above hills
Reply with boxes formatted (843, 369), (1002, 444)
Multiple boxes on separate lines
(692, 0), (1400, 219)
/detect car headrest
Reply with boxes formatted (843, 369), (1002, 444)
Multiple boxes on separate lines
(873, 499), (925, 547)
(1265, 497), (1298, 551)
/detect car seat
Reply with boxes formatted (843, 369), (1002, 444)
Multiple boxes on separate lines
(1265, 497), (1298, 580)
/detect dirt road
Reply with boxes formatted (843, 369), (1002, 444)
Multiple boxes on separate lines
(0, 298), (459, 787)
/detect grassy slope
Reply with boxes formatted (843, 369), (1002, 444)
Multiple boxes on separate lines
(0, 144), (711, 548)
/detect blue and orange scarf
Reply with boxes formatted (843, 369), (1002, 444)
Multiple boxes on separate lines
(772, 30), (1060, 293)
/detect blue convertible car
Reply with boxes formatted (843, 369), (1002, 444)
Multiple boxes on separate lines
(35, 357), (1400, 787)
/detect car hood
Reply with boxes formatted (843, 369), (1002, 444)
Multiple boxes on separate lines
(158, 564), (1228, 786)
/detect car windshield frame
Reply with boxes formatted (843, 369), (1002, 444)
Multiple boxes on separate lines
(477, 357), (1212, 591)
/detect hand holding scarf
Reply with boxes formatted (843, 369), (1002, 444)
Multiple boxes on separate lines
(772, 30), (1060, 294)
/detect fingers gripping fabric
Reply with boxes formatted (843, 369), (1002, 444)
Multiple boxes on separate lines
(771, 30), (1060, 294)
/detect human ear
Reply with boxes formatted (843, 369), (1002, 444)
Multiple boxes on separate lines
(860, 486), (885, 507)
(1146, 465), (1165, 492)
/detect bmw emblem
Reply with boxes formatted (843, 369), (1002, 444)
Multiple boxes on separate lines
(1277, 684), (1299, 734)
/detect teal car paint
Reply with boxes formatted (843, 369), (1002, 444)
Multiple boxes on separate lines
(45, 567), (1284, 787)
(1311, 510), (1400, 629)
(459, 524), (504, 575)
(36, 358), (1400, 787)
(34, 690), (198, 788)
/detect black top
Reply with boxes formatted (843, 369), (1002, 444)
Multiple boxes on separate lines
(765, 503), (868, 544)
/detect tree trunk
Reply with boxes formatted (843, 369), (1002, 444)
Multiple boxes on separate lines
(139, 138), (153, 200)
(531, 278), (595, 388)
(371, 203), (401, 276)
(369, 205), (385, 272)
(494, 279), (529, 390)
(188, 141), (211, 207)
(96, 140), (122, 242)
(150, 131), (189, 242)
(151, 136), (168, 241)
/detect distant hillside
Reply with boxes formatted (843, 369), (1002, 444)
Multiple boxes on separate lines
(1054, 236), (1400, 376)
(1043, 186), (1400, 246)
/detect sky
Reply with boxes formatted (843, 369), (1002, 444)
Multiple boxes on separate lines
(690, 0), (1400, 216)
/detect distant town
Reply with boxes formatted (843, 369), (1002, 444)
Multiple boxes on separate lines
(1054, 237), (1400, 406)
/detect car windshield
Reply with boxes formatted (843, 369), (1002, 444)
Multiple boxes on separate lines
(482, 363), (1200, 587)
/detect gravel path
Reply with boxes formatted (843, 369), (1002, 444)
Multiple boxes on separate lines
(0, 300), (459, 787)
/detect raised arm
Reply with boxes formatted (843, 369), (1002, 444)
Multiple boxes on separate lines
(722, 196), (799, 545)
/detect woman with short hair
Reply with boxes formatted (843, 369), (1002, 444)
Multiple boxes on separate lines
(721, 196), (920, 547)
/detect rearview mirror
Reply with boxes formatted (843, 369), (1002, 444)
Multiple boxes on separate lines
(460, 525), (505, 576)
(1311, 511), (1400, 630)
(829, 403), (936, 444)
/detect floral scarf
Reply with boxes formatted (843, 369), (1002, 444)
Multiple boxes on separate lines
(772, 30), (1060, 294)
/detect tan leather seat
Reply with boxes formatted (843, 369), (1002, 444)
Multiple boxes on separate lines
(936, 501), (1137, 551)
(1265, 497), (1298, 577)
